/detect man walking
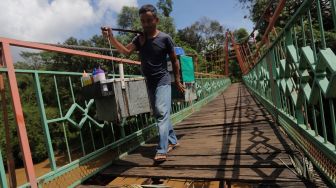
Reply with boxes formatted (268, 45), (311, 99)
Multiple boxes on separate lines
(101, 4), (184, 161)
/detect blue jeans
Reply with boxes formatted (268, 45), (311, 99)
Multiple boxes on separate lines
(147, 84), (178, 154)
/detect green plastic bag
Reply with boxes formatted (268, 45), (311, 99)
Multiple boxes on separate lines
(180, 55), (195, 82)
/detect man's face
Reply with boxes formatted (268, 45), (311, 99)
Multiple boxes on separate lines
(140, 11), (158, 33)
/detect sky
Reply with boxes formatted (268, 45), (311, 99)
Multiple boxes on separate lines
(139, 0), (254, 32)
(0, 0), (253, 44)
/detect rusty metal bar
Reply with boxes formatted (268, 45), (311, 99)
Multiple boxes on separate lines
(0, 37), (140, 65)
(241, 44), (251, 71)
(40, 43), (118, 53)
(252, 0), (287, 66)
(0, 50), (17, 188)
(1, 42), (38, 187)
(230, 33), (247, 75)
(246, 0), (277, 41)
(263, 0), (287, 42)
(224, 32), (229, 76)
(246, 42), (253, 68)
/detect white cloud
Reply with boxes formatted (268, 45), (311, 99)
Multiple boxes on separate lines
(98, 0), (138, 14)
(0, 0), (138, 43)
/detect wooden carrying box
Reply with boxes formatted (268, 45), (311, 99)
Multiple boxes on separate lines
(82, 77), (151, 122)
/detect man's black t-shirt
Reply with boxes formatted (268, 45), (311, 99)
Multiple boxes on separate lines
(132, 31), (175, 88)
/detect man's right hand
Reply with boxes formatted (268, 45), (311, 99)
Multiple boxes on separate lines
(101, 26), (113, 38)
(175, 80), (185, 93)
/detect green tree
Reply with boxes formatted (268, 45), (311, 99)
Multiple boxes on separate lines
(198, 17), (226, 52)
(117, 6), (176, 38)
(238, 0), (334, 36)
(117, 6), (140, 30)
(177, 25), (204, 52)
(20, 52), (46, 70)
(157, 15), (176, 37)
(234, 28), (249, 42)
(156, 0), (173, 17)
(177, 17), (226, 53)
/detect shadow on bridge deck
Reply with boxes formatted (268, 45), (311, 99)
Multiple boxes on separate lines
(82, 83), (326, 187)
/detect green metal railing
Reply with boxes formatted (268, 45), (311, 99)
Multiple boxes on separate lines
(243, 0), (336, 185)
(0, 68), (230, 187)
(0, 148), (8, 188)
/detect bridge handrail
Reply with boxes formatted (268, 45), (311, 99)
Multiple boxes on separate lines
(243, 0), (336, 186)
(0, 148), (8, 188)
(0, 37), (140, 65)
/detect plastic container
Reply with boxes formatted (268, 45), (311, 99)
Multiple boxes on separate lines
(174, 47), (185, 56)
(81, 71), (92, 86)
(93, 67), (106, 83)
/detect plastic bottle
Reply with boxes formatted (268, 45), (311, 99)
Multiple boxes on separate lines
(92, 68), (96, 78)
(81, 70), (92, 86)
(93, 67), (106, 83)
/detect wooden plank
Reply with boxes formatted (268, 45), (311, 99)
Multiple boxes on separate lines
(209, 181), (220, 188)
(160, 179), (220, 188)
(102, 166), (303, 182)
(163, 179), (186, 188)
(106, 177), (147, 187)
(111, 153), (292, 167)
(106, 177), (126, 186)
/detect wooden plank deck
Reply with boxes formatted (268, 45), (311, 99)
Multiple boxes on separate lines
(88, 83), (323, 187)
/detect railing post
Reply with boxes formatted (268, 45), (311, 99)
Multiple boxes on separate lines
(331, 0), (336, 30)
(266, 48), (281, 109)
(54, 76), (72, 162)
(316, 0), (326, 49)
(329, 99), (336, 150)
(33, 72), (57, 171)
(1, 42), (38, 187)
(224, 32), (229, 76)
(0, 148), (8, 188)
(0, 48), (17, 187)
(120, 118), (126, 138)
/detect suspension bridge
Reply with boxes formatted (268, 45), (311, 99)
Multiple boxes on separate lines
(1, 0), (336, 187)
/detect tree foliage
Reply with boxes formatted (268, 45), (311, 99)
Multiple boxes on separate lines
(234, 28), (249, 42)
(117, 6), (140, 30)
(116, 5), (176, 42)
(238, 0), (335, 37)
(177, 24), (203, 52)
(177, 17), (226, 53)
(156, 0), (173, 17)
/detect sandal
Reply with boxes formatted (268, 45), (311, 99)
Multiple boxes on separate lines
(154, 153), (167, 162)
(167, 143), (180, 153)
